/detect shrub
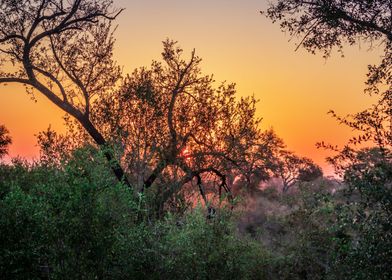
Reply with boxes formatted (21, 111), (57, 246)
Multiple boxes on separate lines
(0, 147), (269, 279)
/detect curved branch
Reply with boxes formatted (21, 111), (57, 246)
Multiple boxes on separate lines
(28, 1), (123, 48)
(0, 77), (32, 85)
(0, 34), (26, 44)
(335, 8), (392, 41)
(31, 65), (68, 102)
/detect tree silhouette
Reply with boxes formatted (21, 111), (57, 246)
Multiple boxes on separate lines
(273, 150), (322, 192)
(0, 0), (131, 188)
(0, 125), (12, 159)
(90, 40), (278, 210)
(264, 0), (391, 166)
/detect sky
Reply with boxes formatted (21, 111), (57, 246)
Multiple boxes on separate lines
(0, 0), (382, 175)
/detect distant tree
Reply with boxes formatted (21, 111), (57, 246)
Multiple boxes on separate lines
(0, 0), (131, 188)
(0, 125), (12, 159)
(274, 150), (323, 192)
(297, 158), (323, 182)
(232, 128), (286, 192)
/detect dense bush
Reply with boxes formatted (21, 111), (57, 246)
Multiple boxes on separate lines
(1, 145), (391, 279)
(0, 148), (137, 279)
(329, 154), (392, 280)
(0, 147), (268, 279)
(240, 176), (392, 280)
(260, 182), (337, 280)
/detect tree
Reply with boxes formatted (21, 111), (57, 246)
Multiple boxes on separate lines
(230, 128), (286, 193)
(0, 0), (131, 188)
(0, 125), (12, 159)
(273, 150), (323, 192)
(86, 40), (279, 212)
(264, 0), (392, 167)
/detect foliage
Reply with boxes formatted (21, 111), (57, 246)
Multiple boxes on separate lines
(1, 116), (389, 280)
(272, 150), (323, 192)
(0, 146), (269, 279)
(263, 0), (392, 58)
(329, 149), (392, 280)
(0, 147), (136, 279)
(61, 40), (283, 213)
(114, 209), (268, 280)
(264, 4), (392, 278)
(0, 124), (12, 159)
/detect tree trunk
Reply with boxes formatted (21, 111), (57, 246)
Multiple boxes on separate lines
(77, 115), (133, 190)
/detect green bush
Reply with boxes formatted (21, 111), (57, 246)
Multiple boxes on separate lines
(329, 158), (392, 280)
(0, 147), (269, 279)
(159, 210), (267, 279)
(0, 185), (46, 279)
(0, 147), (138, 279)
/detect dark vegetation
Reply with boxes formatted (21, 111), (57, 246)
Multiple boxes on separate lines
(0, 0), (391, 279)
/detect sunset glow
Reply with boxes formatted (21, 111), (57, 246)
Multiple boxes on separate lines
(0, 2), (390, 277)
(0, 0), (382, 175)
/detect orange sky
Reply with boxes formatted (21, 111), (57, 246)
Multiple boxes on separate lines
(0, 0), (382, 175)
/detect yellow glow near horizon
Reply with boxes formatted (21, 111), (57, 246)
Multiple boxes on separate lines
(0, 0), (382, 175)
